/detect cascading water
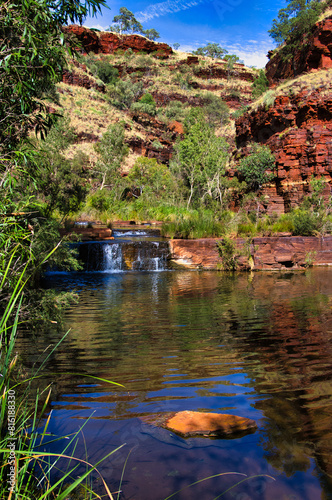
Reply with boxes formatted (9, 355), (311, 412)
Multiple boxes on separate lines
(76, 229), (169, 272)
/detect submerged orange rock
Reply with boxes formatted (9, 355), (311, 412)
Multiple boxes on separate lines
(141, 411), (257, 438)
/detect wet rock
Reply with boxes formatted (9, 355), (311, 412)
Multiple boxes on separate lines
(141, 411), (257, 438)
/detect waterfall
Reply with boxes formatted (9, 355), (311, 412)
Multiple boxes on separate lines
(76, 235), (169, 272)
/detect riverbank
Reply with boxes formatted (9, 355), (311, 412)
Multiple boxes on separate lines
(169, 236), (332, 270)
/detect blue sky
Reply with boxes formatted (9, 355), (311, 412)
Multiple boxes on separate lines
(84, 0), (287, 68)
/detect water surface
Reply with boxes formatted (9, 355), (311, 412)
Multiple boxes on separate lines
(18, 265), (332, 499)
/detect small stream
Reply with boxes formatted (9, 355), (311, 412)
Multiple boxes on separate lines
(16, 229), (332, 499)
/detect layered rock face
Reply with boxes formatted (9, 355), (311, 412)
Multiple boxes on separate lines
(266, 16), (332, 84)
(235, 85), (332, 211)
(63, 25), (173, 57)
(234, 15), (332, 214)
(169, 236), (332, 270)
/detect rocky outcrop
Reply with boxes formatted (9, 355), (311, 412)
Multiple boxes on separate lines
(266, 16), (332, 84)
(235, 86), (332, 211)
(62, 68), (105, 92)
(141, 411), (257, 438)
(169, 236), (332, 270)
(126, 114), (183, 164)
(63, 25), (173, 57)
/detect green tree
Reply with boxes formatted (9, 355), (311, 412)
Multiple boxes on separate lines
(173, 43), (180, 50)
(95, 123), (129, 190)
(111, 7), (144, 34)
(252, 69), (269, 98)
(238, 143), (276, 191)
(192, 43), (228, 60)
(269, 0), (324, 65)
(202, 93), (229, 128)
(144, 29), (160, 41)
(0, 0), (105, 323)
(126, 157), (177, 200)
(0, 0), (105, 158)
(173, 109), (230, 207)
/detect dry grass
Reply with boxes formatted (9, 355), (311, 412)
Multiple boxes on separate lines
(54, 51), (256, 171)
(248, 67), (332, 112)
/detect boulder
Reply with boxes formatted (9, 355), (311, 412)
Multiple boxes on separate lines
(141, 411), (257, 438)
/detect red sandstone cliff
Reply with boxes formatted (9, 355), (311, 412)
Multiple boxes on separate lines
(235, 77), (332, 212)
(63, 25), (173, 57)
(266, 16), (332, 84)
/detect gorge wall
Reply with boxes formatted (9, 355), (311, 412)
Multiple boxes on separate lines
(266, 16), (332, 85)
(234, 15), (332, 214)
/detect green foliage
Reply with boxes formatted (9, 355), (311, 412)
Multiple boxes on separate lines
(173, 43), (180, 50)
(192, 43), (228, 60)
(202, 93), (229, 128)
(173, 108), (230, 208)
(131, 92), (157, 115)
(292, 210), (320, 236)
(238, 143), (276, 191)
(126, 157), (178, 201)
(162, 101), (189, 122)
(224, 54), (242, 64)
(161, 211), (225, 239)
(111, 7), (144, 34)
(94, 123), (129, 190)
(217, 237), (238, 270)
(252, 70), (269, 98)
(108, 78), (143, 109)
(95, 61), (119, 84)
(88, 189), (112, 211)
(269, 0), (323, 45)
(0, 0), (105, 155)
(131, 102), (157, 115)
(144, 28), (160, 40)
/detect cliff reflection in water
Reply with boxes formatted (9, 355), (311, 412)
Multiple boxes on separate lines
(19, 269), (332, 498)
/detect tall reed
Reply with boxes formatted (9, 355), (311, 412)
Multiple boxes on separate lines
(0, 251), (122, 499)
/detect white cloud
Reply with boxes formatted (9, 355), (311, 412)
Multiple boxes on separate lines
(234, 49), (268, 68)
(135, 0), (207, 23)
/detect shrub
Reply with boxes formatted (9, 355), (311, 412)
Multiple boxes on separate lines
(252, 69), (269, 98)
(95, 61), (119, 84)
(292, 210), (319, 236)
(217, 237), (238, 270)
(108, 78), (143, 109)
(88, 189), (111, 211)
(163, 101), (188, 121)
(238, 143), (275, 191)
(131, 101), (156, 116)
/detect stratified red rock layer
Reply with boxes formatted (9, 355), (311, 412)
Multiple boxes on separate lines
(62, 69), (105, 92)
(266, 16), (332, 84)
(126, 113), (183, 164)
(169, 236), (332, 270)
(235, 85), (332, 211)
(63, 25), (173, 57)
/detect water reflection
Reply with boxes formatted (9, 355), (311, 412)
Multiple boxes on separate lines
(18, 269), (332, 499)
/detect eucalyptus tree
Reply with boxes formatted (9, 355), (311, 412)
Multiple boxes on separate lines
(173, 108), (230, 208)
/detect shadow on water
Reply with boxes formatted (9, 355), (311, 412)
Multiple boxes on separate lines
(17, 250), (332, 499)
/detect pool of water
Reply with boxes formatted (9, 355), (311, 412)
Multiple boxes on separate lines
(18, 268), (332, 499)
